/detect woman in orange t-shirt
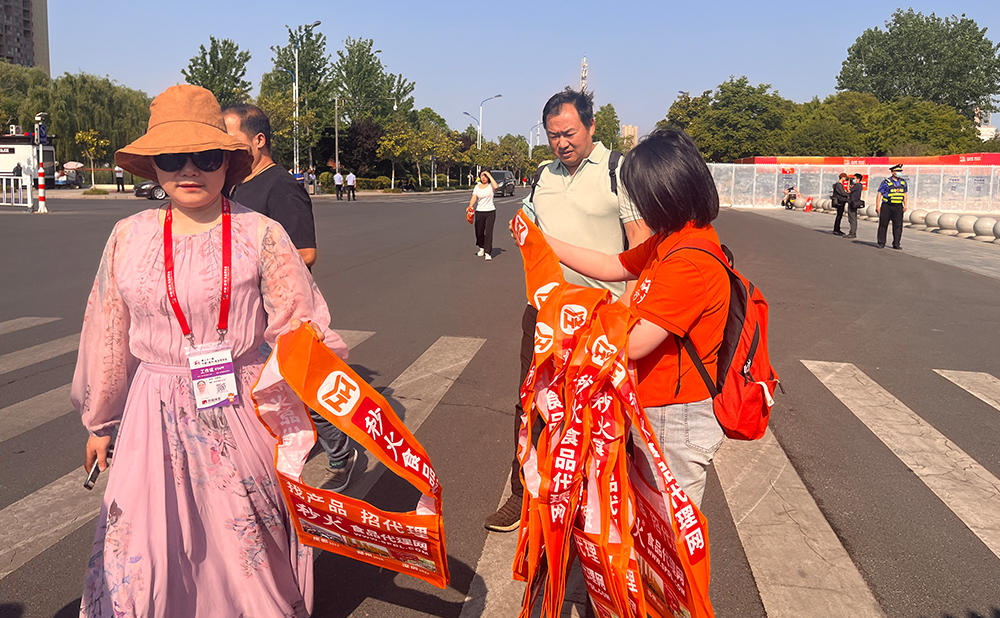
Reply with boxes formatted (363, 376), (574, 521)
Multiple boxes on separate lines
(541, 129), (729, 507)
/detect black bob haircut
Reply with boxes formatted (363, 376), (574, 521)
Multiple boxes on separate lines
(542, 87), (594, 130)
(620, 129), (719, 236)
(222, 103), (273, 153)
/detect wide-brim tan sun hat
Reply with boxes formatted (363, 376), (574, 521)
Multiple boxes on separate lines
(116, 84), (252, 188)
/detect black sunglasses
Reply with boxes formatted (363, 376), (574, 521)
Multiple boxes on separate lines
(153, 150), (226, 173)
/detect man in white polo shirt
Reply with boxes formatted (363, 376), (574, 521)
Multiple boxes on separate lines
(484, 87), (650, 531)
(333, 169), (344, 200)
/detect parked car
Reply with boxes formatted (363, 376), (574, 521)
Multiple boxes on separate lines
(491, 170), (516, 197)
(135, 180), (167, 200)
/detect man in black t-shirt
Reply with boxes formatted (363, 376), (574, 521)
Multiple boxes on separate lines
(224, 104), (357, 491)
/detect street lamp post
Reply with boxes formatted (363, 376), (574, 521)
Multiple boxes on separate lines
(292, 21), (321, 176)
(477, 94), (502, 150)
(527, 121), (542, 159)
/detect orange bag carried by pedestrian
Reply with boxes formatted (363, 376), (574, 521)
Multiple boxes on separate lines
(252, 325), (450, 588)
(467, 205), (475, 224)
(511, 210), (714, 618)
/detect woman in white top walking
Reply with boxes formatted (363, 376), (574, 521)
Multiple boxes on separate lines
(469, 170), (498, 260)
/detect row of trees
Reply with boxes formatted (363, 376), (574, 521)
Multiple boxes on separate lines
(658, 10), (1000, 162)
(0, 62), (150, 164)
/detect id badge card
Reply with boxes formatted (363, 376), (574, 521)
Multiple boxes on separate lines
(186, 340), (240, 409)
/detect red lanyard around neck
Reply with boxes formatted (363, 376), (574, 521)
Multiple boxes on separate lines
(163, 197), (232, 345)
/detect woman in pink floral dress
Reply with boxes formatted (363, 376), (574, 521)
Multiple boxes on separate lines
(71, 85), (347, 617)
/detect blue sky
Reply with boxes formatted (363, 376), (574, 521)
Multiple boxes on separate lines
(51, 1), (1000, 142)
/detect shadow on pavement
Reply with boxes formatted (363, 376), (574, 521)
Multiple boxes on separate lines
(0, 603), (24, 618)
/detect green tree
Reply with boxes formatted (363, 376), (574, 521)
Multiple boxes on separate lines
(75, 129), (110, 186)
(687, 77), (792, 162)
(330, 37), (415, 127)
(836, 9), (1000, 118)
(863, 97), (980, 156)
(657, 90), (712, 131)
(593, 103), (621, 150)
(416, 107), (449, 132)
(262, 26), (335, 168)
(0, 60), (50, 128)
(376, 119), (415, 188)
(182, 37), (253, 109)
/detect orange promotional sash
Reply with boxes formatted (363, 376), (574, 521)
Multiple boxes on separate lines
(511, 210), (714, 617)
(251, 325), (449, 588)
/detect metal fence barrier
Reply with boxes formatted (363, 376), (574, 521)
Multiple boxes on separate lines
(708, 164), (1000, 213)
(1, 176), (30, 208)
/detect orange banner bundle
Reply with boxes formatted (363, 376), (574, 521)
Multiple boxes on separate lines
(252, 325), (449, 588)
(511, 211), (714, 618)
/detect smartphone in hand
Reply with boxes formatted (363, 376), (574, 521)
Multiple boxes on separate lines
(84, 443), (114, 490)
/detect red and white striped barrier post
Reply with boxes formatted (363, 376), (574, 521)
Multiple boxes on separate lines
(36, 167), (47, 213)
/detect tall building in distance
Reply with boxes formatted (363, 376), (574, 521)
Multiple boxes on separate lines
(580, 55), (588, 92)
(620, 124), (638, 151)
(1, 0), (49, 76)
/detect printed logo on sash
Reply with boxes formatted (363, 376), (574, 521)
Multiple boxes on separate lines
(318, 371), (361, 416)
(560, 304), (588, 334)
(534, 322), (554, 354)
(513, 216), (530, 246)
(533, 281), (560, 308)
(591, 335), (617, 366)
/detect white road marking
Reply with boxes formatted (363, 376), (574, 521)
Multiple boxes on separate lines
(0, 466), (108, 580)
(804, 360), (1000, 559)
(714, 428), (885, 618)
(0, 317), (60, 336)
(934, 369), (1000, 413)
(335, 329), (375, 351)
(0, 384), (73, 442)
(303, 336), (484, 497)
(0, 333), (79, 375)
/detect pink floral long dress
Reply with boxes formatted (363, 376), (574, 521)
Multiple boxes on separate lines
(71, 204), (347, 618)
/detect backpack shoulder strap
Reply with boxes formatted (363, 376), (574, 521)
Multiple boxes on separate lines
(665, 237), (734, 270)
(608, 151), (623, 196)
(528, 163), (547, 203)
(680, 335), (719, 397)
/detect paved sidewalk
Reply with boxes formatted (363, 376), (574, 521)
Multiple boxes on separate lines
(748, 207), (1000, 282)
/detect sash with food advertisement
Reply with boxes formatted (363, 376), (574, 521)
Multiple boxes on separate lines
(251, 325), (449, 588)
(511, 210), (714, 618)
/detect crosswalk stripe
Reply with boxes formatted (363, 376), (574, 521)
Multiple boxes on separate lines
(0, 465), (108, 580)
(0, 317), (60, 336)
(714, 429), (885, 617)
(0, 384), (73, 443)
(303, 336), (485, 497)
(0, 333), (79, 376)
(335, 329), (375, 351)
(803, 360), (1000, 560)
(934, 369), (1000, 413)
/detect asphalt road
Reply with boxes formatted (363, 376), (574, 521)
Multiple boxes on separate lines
(1, 190), (998, 618)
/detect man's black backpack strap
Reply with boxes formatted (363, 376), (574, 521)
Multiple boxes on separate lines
(608, 150), (622, 196)
(528, 164), (547, 203)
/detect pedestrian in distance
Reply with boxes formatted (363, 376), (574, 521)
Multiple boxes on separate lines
(74, 84), (349, 617)
(846, 173), (864, 238)
(484, 87), (650, 532)
(334, 169), (344, 199)
(537, 128), (729, 508)
(114, 164), (125, 192)
(831, 173), (850, 236)
(781, 186), (798, 209)
(469, 169), (498, 260)
(876, 163), (907, 250)
(346, 169), (357, 201)
(223, 103), (358, 490)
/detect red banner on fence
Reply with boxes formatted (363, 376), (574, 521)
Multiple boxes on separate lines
(252, 326), (449, 588)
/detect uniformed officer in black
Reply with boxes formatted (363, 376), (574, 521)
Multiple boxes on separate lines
(876, 163), (907, 249)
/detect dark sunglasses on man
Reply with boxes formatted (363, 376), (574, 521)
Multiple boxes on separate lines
(153, 149), (225, 173)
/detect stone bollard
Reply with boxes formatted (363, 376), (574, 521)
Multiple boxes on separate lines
(956, 215), (978, 238)
(992, 220), (1000, 244)
(865, 203), (879, 221)
(820, 198), (832, 211)
(934, 213), (960, 235)
(973, 217), (997, 241)
(924, 211), (943, 232)
(908, 209), (927, 228)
